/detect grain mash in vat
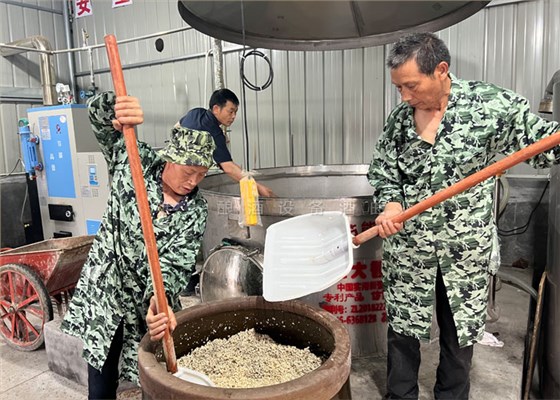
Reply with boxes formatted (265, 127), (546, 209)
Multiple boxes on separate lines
(177, 328), (322, 388)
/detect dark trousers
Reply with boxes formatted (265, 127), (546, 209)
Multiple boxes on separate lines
(386, 267), (474, 400)
(88, 321), (124, 400)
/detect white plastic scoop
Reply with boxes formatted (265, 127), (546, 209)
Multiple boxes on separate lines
(174, 367), (215, 386)
(263, 211), (353, 301)
(161, 362), (215, 386)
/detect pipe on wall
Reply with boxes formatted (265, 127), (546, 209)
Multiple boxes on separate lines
(51, 26), (194, 55)
(212, 38), (224, 90)
(74, 45), (246, 77)
(0, 35), (57, 105)
(62, 0), (78, 102)
(0, 26), (196, 106)
(0, 0), (62, 15)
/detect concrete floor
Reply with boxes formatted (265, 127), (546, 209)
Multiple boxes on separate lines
(0, 266), (540, 400)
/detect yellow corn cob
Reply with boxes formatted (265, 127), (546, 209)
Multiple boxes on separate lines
(240, 176), (258, 226)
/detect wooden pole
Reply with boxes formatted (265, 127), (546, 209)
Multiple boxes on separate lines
(353, 131), (560, 246)
(104, 34), (177, 373)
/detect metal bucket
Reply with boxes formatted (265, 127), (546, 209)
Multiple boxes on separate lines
(200, 244), (263, 302)
(199, 164), (387, 357)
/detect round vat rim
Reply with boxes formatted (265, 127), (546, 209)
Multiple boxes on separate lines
(138, 296), (351, 400)
(200, 163), (372, 201)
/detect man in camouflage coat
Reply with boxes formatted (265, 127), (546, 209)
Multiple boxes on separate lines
(61, 92), (215, 399)
(368, 33), (560, 399)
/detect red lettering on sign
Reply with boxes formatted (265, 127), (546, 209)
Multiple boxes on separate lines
(351, 262), (367, 279)
(361, 220), (375, 232)
(320, 304), (345, 315)
(371, 290), (384, 301)
(350, 303), (386, 313)
(76, 0), (91, 16)
(320, 258), (387, 326)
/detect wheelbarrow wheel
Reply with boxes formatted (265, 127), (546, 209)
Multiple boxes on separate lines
(0, 263), (53, 351)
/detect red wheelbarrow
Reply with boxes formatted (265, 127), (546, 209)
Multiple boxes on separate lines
(0, 235), (94, 351)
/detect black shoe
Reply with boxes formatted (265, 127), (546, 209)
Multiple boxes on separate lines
(180, 274), (200, 296)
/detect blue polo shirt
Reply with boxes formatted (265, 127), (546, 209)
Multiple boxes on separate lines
(179, 108), (233, 165)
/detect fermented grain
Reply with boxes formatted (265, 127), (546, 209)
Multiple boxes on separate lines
(177, 328), (322, 388)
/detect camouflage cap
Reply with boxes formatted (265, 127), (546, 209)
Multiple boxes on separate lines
(158, 127), (215, 169)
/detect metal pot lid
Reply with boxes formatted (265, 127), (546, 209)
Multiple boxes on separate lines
(178, 1), (489, 51)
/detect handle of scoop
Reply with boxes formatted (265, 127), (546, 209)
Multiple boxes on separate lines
(104, 34), (178, 374)
(353, 131), (560, 246)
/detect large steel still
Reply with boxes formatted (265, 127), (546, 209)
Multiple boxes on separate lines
(199, 164), (387, 357)
(181, 0), (493, 361)
(542, 78), (560, 399)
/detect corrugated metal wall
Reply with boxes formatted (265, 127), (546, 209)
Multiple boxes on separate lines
(1, 0), (559, 175)
(0, 0), (70, 173)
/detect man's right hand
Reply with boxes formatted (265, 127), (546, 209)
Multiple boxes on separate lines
(112, 96), (144, 132)
(146, 295), (177, 342)
(257, 182), (276, 197)
(375, 202), (404, 238)
(221, 161), (277, 197)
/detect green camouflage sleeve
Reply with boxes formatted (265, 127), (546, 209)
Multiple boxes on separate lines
(491, 91), (560, 168)
(368, 107), (405, 212)
(87, 91), (121, 165)
(161, 199), (207, 311)
(141, 195), (208, 312)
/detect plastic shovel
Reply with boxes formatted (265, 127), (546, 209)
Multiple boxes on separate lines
(263, 130), (560, 302)
(263, 211), (353, 302)
(173, 367), (215, 386)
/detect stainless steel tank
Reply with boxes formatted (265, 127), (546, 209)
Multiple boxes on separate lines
(199, 164), (386, 357)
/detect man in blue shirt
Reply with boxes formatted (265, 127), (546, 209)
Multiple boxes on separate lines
(179, 89), (275, 197)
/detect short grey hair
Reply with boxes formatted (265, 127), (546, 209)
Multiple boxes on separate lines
(386, 32), (451, 75)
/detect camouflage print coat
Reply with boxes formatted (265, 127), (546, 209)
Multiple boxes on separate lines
(368, 74), (560, 347)
(61, 92), (208, 383)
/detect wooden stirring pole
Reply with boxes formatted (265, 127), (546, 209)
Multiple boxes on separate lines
(353, 131), (560, 246)
(104, 34), (177, 373)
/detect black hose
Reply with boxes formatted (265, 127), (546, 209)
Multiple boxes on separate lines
(240, 50), (274, 91)
(239, 49), (274, 170)
(498, 181), (549, 236)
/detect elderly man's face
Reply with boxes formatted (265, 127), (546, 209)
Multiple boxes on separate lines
(162, 164), (208, 196)
(391, 59), (449, 111)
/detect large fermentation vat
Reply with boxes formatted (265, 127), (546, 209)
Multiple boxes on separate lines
(138, 297), (351, 400)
